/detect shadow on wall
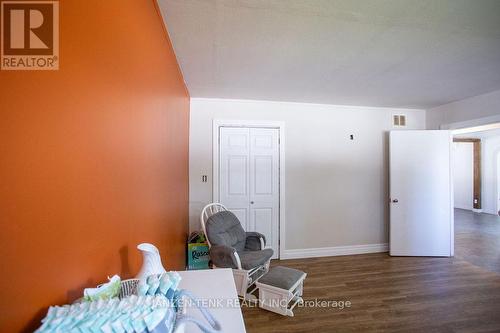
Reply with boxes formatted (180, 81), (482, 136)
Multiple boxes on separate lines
(119, 246), (132, 278)
(22, 309), (49, 333)
(383, 131), (390, 229)
(190, 201), (210, 232)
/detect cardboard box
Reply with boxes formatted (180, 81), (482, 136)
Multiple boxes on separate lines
(187, 243), (209, 270)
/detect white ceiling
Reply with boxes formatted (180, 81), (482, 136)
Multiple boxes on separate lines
(158, 0), (500, 109)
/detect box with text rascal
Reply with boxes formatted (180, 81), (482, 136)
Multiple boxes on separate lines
(187, 231), (209, 270)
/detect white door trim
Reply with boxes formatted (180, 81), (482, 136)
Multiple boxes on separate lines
(213, 119), (286, 259)
(496, 150), (500, 216)
(439, 114), (500, 131)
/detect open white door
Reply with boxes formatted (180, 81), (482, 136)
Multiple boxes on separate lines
(390, 130), (453, 257)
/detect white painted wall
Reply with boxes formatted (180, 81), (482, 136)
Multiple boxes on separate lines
(453, 142), (473, 210)
(189, 98), (425, 254)
(426, 89), (500, 215)
(482, 136), (500, 215)
(426, 89), (500, 129)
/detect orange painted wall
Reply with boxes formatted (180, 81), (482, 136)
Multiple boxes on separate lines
(0, 1), (189, 331)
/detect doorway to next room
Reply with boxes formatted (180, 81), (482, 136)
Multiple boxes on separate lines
(452, 123), (500, 216)
(452, 123), (500, 273)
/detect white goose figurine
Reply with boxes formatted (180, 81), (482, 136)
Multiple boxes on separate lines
(136, 243), (167, 280)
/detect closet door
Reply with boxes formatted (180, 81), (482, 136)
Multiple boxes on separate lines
(219, 127), (250, 230)
(219, 127), (280, 258)
(249, 128), (279, 258)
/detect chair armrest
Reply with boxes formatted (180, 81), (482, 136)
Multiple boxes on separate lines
(209, 245), (240, 269)
(245, 232), (266, 251)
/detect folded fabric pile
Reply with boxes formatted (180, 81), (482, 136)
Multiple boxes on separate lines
(83, 275), (122, 302)
(35, 272), (183, 333)
(138, 272), (181, 299)
(35, 294), (177, 333)
(35, 271), (222, 333)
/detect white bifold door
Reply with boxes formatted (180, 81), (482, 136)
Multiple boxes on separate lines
(390, 130), (453, 257)
(219, 127), (279, 258)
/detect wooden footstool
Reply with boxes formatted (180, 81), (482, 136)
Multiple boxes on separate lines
(255, 266), (307, 316)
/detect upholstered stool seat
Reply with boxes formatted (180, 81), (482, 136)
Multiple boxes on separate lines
(256, 266), (307, 316)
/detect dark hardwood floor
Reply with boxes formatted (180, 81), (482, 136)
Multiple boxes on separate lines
(455, 208), (500, 274)
(243, 209), (500, 333)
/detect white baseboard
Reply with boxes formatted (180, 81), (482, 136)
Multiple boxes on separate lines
(454, 205), (473, 211)
(280, 243), (389, 260)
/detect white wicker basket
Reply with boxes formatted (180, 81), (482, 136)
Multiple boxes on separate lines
(118, 278), (140, 298)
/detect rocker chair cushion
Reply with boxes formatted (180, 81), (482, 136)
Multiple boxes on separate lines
(206, 210), (247, 252)
(237, 249), (274, 270)
(206, 210), (274, 270)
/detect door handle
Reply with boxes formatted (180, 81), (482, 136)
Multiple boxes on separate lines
(392, 199), (399, 203)
(250, 201), (254, 204)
